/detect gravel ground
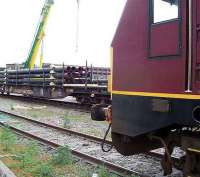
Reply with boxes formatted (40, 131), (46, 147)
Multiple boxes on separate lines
(0, 97), (110, 139)
(0, 115), (183, 177)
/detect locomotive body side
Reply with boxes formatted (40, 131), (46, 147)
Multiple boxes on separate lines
(111, 0), (200, 157)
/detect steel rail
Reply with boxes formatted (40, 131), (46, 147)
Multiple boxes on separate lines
(0, 109), (180, 164)
(0, 109), (111, 145)
(0, 121), (148, 177)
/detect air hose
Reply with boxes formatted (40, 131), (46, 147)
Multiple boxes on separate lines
(101, 123), (113, 152)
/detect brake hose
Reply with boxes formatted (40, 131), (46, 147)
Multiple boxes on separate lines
(101, 123), (113, 152)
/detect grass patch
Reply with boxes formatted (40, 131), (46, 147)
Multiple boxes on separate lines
(14, 141), (39, 169)
(97, 166), (117, 177)
(33, 164), (54, 177)
(78, 165), (91, 177)
(52, 146), (73, 166)
(0, 126), (16, 152)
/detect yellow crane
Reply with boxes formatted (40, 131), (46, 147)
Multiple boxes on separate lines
(24, 0), (54, 69)
(24, 0), (80, 69)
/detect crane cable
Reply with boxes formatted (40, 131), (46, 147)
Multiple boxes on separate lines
(75, 0), (80, 53)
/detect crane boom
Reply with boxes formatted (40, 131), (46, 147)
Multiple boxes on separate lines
(24, 0), (54, 69)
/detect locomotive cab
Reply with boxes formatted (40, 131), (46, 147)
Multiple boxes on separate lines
(92, 0), (200, 176)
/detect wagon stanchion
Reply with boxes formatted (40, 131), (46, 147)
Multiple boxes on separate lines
(62, 62), (65, 88)
(85, 60), (88, 90)
(90, 64), (93, 83)
(97, 68), (99, 85)
(5, 68), (7, 94)
(43, 66), (45, 89)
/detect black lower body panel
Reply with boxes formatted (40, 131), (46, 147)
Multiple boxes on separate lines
(112, 94), (200, 138)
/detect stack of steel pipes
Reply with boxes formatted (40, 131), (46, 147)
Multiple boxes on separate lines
(53, 65), (110, 85)
(89, 67), (110, 85)
(6, 68), (54, 86)
(53, 66), (91, 85)
(0, 69), (5, 86)
(4, 65), (110, 87)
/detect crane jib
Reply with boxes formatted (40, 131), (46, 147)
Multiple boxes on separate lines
(24, 0), (54, 69)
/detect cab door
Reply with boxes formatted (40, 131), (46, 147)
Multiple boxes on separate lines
(148, 0), (188, 93)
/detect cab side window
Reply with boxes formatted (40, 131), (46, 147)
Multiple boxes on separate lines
(153, 0), (179, 23)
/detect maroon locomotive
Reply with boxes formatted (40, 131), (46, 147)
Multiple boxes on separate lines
(92, 0), (200, 176)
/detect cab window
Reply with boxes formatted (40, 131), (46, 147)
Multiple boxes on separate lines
(153, 0), (179, 23)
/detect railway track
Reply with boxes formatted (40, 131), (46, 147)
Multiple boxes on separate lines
(0, 109), (111, 145)
(0, 109), (182, 160)
(0, 110), (148, 177)
(0, 110), (182, 176)
(0, 111), (183, 176)
(0, 122), (138, 177)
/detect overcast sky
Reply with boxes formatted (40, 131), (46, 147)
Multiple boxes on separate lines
(0, 0), (126, 67)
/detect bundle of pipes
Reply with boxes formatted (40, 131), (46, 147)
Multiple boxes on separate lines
(6, 68), (54, 86)
(54, 66), (88, 74)
(7, 68), (52, 75)
(7, 74), (51, 79)
(5, 65), (110, 87)
(52, 72), (90, 80)
(6, 78), (54, 83)
(53, 66), (110, 85)
(89, 68), (110, 81)
(90, 79), (108, 85)
(0, 70), (5, 85)
(53, 66), (92, 85)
